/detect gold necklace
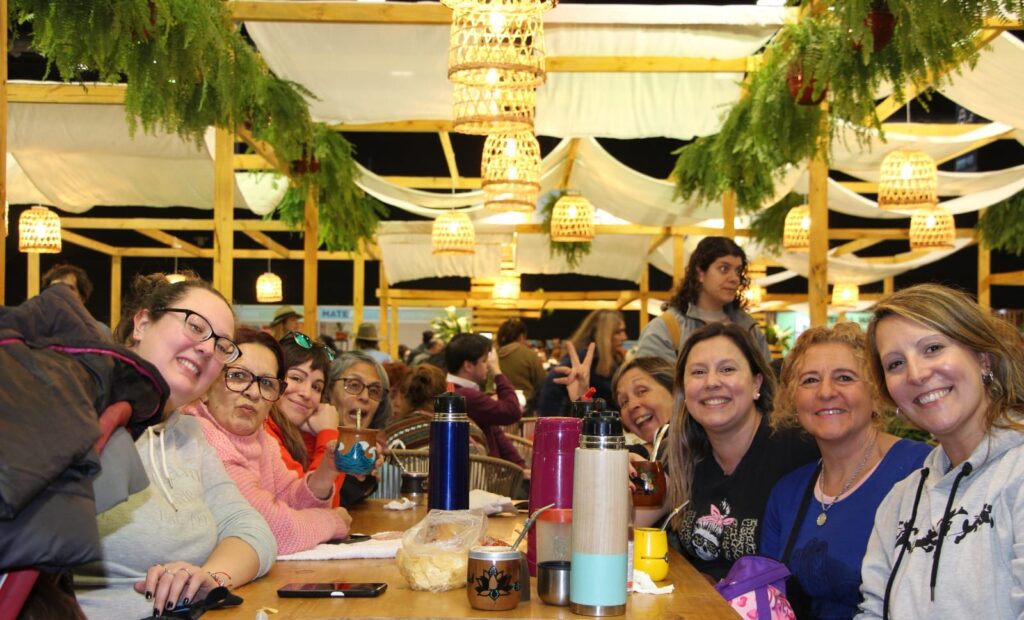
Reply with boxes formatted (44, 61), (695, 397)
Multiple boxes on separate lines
(816, 432), (878, 527)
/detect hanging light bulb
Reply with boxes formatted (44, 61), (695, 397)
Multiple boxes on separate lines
(831, 283), (860, 308)
(18, 206), (61, 253)
(482, 131), (540, 212)
(550, 192), (595, 243)
(256, 258), (283, 303)
(432, 211), (476, 255)
(783, 205), (811, 251)
(909, 205), (956, 250)
(744, 283), (764, 307)
(878, 149), (938, 210)
(165, 257), (187, 284)
(492, 270), (521, 308)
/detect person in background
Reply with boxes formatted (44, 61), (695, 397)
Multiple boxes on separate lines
(184, 329), (351, 555)
(412, 337), (445, 367)
(761, 323), (930, 619)
(537, 309), (627, 415)
(385, 362), (488, 453)
(76, 275), (275, 618)
(41, 261), (111, 337)
(497, 318), (546, 413)
(445, 333), (526, 468)
(408, 329), (434, 363)
(269, 305), (301, 341)
(636, 236), (769, 364)
(382, 362), (410, 413)
(613, 357), (675, 460)
(397, 344), (411, 365)
(353, 322), (392, 364)
(664, 322), (818, 582)
(856, 284), (1024, 620)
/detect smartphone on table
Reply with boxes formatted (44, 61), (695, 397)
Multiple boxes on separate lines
(277, 582), (387, 598)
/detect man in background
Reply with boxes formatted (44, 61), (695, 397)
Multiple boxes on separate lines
(42, 262), (111, 338)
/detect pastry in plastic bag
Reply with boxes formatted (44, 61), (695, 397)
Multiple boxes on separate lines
(396, 509), (486, 592)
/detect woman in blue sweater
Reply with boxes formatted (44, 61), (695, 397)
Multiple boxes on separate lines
(761, 323), (929, 619)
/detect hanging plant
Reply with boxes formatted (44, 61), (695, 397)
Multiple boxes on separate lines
(976, 189), (1024, 255)
(540, 190), (591, 269)
(748, 193), (807, 256)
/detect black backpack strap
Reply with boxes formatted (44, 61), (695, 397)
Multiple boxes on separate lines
(782, 461), (822, 564)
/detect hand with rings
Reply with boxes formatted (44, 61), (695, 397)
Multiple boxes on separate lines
(134, 561), (214, 616)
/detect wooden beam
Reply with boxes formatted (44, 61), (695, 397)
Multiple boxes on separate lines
(243, 230), (289, 258)
(138, 229), (204, 257)
(983, 17), (1023, 29)
(978, 209), (991, 308)
(881, 122), (993, 137)
(380, 175), (482, 190)
(61, 230), (119, 255)
(229, 1), (451, 24)
(213, 127), (235, 300)
(934, 129), (1015, 165)
(379, 262), (390, 355)
(303, 183), (318, 331)
(808, 111), (830, 327)
(560, 139), (582, 190)
(119, 247), (215, 258)
(883, 277), (894, 295)
(988, 270), (1024, 285)
(110, 256), (122, 333)
(234, 219), (298, 232)
(333, 119), (455, 133)
(673, 235), (685, 282)
(7, 82), (126, 104)
(233, 153), (275, 171)
(438, 131), (461, 189)
(546, 55), (751, 73)
(62, 217), (214, 230)
(26, 253), (39, 299)
(353, 243), (365, 330)
(639, 263), (649, 331)
(831, 237), (882, 257)
(235, 124), (288, 176)
(722, 191), (736, 237)
(0, 0), (6, 305)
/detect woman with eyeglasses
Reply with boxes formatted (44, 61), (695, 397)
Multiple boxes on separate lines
(75, 275), (275, 619)
(183, 329), (351, 556)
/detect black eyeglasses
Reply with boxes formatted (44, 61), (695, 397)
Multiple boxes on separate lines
(339, 376), (384, 401)
(156, 307), (240, 363)
(223, 367), (287, 402)
(286, 331), (336, 361)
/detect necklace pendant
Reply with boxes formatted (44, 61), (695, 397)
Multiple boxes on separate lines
(816, 512), (827, 527)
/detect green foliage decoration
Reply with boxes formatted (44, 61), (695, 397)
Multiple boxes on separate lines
(11, 0), (378, 252)
(539, 190), (592, 269)
(431, 306), (473, 343)
(749, 193), (806, 255)
(975, 189), (1024, 256)
(673, 0), (1024, 215)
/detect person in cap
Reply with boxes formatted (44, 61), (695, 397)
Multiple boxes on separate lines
(270, 305), (302, 340)
(353, 322), (392, 364)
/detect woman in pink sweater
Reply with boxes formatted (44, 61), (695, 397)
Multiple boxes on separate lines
(184, 328), (351, 555)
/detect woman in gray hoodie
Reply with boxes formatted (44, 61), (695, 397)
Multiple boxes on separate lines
(857, 284), (1024, 619)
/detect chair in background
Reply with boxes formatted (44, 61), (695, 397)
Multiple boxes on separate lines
(469, 454), (525, 498)
(520, 417), (537, 440)
(370, 449), (429, 500)
(507, 435), (533, 468)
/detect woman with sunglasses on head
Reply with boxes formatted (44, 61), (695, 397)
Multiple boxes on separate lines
(75, 274), (275, 619)
(183, 329), (351, 555)
(856, 284), (1024, 620)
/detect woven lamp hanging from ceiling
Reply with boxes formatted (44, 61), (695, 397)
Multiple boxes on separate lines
(448, 3), (546, 89)
(878, 149), (938, 210)
(482, 131), (541, 211)
(550, 192), (595, 243)
(19, 206), (61, 253)
(256, 259), (283, 303)
(909, 205), (956, 250)
(831, 283), (860, 307)
(744, 283), (764, 307)
(492, 270), (521, 308)
(165, 257), (187, 284)
(433, 211), (476, 255)
(452, 81), (536, 135)
(783, 205), (811, 251)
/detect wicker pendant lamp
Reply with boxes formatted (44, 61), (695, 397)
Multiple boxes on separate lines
(878, 148), (938, 210)
(831, 283), (860, 307)
(256, 259), (284, 303)
(909, 205), (955, 250)
(744, 283), (764, 307)
(452, 81), (536, 135)
(19, 206), (61, 253)
(448, 5), (546, 88)
(783, 205), (811, 251)
(492, 270), (521, 308)
(482, 131), (541, 211)
(432, 211), (476, 255)
(550, 192), (595, 243)
(165, 257), (187, 284)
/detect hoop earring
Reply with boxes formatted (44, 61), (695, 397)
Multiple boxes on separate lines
(895, 407), (901, 417)
(982, 369), (994, 385)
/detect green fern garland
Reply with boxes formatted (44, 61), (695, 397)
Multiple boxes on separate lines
(539, 190), (591, 269)
(976, 190), (1024, 256)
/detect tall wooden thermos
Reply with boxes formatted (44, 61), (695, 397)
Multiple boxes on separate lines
(569, 408), (628, 616)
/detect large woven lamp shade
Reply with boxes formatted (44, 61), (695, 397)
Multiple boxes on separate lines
(19, 206), (61, 253)
(448, 5), (546, 88)
(550, 192), (595, 242)
(492, 270), (521, 308)
(783, 205), (811, 251)
(256, 272), (283, 303)
(452, 81), (536, 135)
(909, 205), (955, 250)
(482, 131), (541, 211)
(831, 282), (860, 307)
(433, 211), (476, 255)
(878, 149), (938, 210)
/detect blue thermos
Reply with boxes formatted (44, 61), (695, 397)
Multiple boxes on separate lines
(428, 389), (470, 510)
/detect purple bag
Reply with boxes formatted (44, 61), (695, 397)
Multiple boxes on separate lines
(714, 556), (796, 620)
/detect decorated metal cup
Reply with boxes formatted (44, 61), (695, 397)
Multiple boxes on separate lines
(334, 427), (381, 475)
(467, 546), (522, 611)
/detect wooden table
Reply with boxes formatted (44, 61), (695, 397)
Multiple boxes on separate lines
(220, 500), (736, 619)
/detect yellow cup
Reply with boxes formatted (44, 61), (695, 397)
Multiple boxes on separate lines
(633, 527), (669, 581)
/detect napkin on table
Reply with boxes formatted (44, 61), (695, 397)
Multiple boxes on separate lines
(469, 489), (516, 515)
(277, 537), (402, 561)
(383, 497), (416, 511)
(631, 569), (674, 594)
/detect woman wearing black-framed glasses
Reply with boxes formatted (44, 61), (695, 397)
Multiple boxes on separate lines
(184, 329), (352, 556)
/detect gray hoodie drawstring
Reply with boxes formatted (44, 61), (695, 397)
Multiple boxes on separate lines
(147, 426), (178, 512)
(929, 461), (973, 601)
(883, 468), (928, 620)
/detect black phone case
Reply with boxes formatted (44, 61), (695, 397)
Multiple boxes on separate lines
(276, 583), (387, 598)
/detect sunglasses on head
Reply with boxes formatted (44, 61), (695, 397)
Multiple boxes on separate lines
(286, 331), (336, 361)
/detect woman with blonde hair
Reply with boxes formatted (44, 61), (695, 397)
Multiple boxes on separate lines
(761, 323), (929, 619)
(664, 322), (817, 581)
(857, 284), (1024, 620)
(537, 309), (627, 415)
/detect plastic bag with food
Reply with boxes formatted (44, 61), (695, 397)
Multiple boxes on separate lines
(396, 509), (487, 592)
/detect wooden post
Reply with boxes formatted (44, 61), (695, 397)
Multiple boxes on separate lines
(722, 191), (737, 238)
(807, 143), (830, 327)
(883, 277), (894, 296)
(26, 253), (39, 299)
(303, 184), (318, 332)
(353, 243), (365, 331)
(213, 127), (234, 300)
(639, 262), (649, 332)
(0, 0), (7, 305)
(379, 261), (390, 354)
(977, 212), (990, 309)
(389, 304), (399, 359)
(110, 256), (122, 332)
(673, 234), (685, 282)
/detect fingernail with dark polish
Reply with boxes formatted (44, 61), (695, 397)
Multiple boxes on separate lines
(145, 590), (153, 600)
(182, 598), (190, 605)
(153, 608), (160, 617)
(167, 601), (174, 608)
